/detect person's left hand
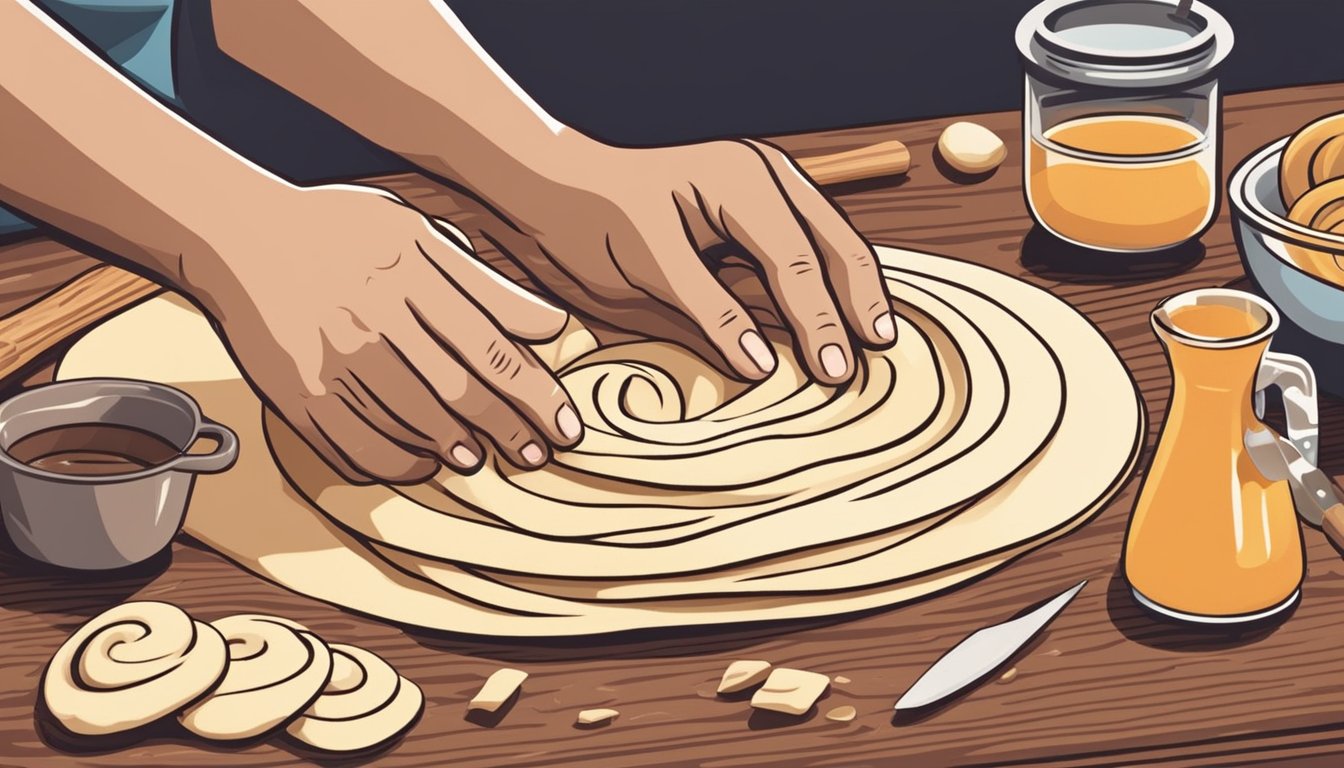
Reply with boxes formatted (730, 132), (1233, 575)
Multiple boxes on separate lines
(477, 138), (897, 386)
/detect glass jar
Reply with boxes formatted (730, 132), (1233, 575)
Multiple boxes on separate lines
(1016, 0), (1234, 252)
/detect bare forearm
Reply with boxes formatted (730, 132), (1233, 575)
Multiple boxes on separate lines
(211, 0), (599, 214)
(0, 0), (293, 293)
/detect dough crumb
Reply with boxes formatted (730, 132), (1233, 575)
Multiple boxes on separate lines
(833, 675), (852, 685)
(576, 708), (619, 726)
(998, 667), (1018, 684)
(937, 121), (1007, 175)
(750, 668), (830, 716)
(717, 660), (772, 694)
(468, 668), (528, 713)
(825, 705), (857, 722)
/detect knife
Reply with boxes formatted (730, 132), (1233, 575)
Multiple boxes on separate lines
(894, 580), (1086, 712)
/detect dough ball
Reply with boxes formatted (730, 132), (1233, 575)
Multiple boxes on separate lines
(42, 601), (228, 736)
(178, 614), (333, 741)
(285, 643), (423, 753)
(938, 121), (1007, 175)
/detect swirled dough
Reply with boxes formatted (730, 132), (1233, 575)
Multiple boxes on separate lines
(178, 614), (332, 741)
(285, 644), (423, 753)
(41, 601), (228, 736)
(57, 246), (1143, 637)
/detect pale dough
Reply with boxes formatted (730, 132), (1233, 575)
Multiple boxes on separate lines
(750, 668), (830, 716)
(179, 614), (332, 741)
(717, 660), (772, 694)
(56, 247), (1143, 637)
(576, 708), (619, 725)
(468, 668), (528, 712)
(41, 602), (228, 736)
(285, 643), (424, 753)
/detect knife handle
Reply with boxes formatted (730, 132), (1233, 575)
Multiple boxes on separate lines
(1323, 501), (1344, 554)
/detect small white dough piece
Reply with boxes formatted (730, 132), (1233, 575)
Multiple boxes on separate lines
(576, 708), (620, 726)
(826, 705), (857, 722)
(717, 660), (772, 694)
(750, 668), (830, 716)
(938, 121), (1007, 174)
(468, 668), (528, 712)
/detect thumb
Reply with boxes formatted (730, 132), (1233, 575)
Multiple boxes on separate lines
(418, 217), (569, 342)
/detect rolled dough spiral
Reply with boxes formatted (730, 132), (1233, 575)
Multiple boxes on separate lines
(57, 246), (1144, 637)
(285, 643), (423, 753)
(41, 601), (228, 736)
(178, 614), (333, 741)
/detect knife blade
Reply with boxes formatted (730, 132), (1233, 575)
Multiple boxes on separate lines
(894, 580), (1086, 712)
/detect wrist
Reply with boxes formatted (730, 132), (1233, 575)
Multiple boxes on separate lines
(422, 127), (610, 220)
(168, 176), (304, 317)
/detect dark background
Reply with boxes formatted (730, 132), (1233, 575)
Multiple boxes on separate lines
(445, 0), (1344, 145)
(174, 1), (1344, 183)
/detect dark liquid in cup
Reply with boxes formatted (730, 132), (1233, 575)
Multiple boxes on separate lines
(7, 424), (181, 476)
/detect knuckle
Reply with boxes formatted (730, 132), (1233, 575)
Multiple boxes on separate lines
(480, 336), (521, 379)
(842, 248), (877, 271)
(811, 308), (842, 333)
(785, 255), (820, 278)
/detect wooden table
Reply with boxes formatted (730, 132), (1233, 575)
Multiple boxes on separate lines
(4, 83), (1344, 768)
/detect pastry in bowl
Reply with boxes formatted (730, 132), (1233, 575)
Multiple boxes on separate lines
(1230, 131), (1344, 353)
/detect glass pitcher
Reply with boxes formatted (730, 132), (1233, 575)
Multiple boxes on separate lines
(1124, 288), (1318, 623)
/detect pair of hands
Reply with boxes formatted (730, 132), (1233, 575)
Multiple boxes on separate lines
(206, 140), (894, 484)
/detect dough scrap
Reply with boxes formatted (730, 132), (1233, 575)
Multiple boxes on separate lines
(468, 668), (527, 712)
(179, 614), (333, 741)
(285, 643), (423, 753)
(825, 705), (857, 722)
(576, 708), (619, 726)
(751, 668), (830, 716)
(717, 660), (772, 694)
(41, 602), (228, 736)
(57, 246), (1143, 638)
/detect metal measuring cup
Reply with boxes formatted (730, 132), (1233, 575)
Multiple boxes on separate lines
(0, 378), (237, 570)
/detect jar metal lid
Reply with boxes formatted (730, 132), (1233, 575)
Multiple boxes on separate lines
(1017, 0), (1233, 88)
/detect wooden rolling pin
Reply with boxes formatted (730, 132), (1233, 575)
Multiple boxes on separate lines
(0, 139), (909, 383)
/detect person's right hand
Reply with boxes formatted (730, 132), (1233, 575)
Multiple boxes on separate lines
(188, 183), (582, 484)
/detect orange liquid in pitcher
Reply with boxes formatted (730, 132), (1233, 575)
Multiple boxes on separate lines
(1124, 303), (1303, 618)
(1028, 115), (1214, 251)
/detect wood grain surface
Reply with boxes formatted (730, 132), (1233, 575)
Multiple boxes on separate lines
(4, 83), (1344, 767)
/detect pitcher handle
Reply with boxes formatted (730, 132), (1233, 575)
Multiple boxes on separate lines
(1255, 351), (1319, 467)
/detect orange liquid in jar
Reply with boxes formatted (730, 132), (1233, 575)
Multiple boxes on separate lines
(1124, 303), (1303, 619)
(1028, 115), (1214, 251)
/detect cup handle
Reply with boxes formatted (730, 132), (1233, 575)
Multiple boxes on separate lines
(1255, 351), (1319, 466)
(170, 420), (239, 475)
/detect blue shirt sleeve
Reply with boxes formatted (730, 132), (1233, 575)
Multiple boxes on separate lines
(2, 0), (178, 236)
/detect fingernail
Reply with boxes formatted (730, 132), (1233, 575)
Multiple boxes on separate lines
(556, 404), (582, 440)
(820, 344), (847, 379)
(451, 443), (479, 467)
(739, 330), (776, 374)
(874, 313), (896, 342)
(521, 442), (545, 466)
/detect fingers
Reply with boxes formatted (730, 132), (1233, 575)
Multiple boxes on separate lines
(297, 396), (440, 486)
(335, 362), (484, 474)
(709, 166), (855, 385)
(393, 298), (580, 469)
(623, 231), (777, 381)
(417, 221), (569, 342)
(743, 140), (896, 348)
